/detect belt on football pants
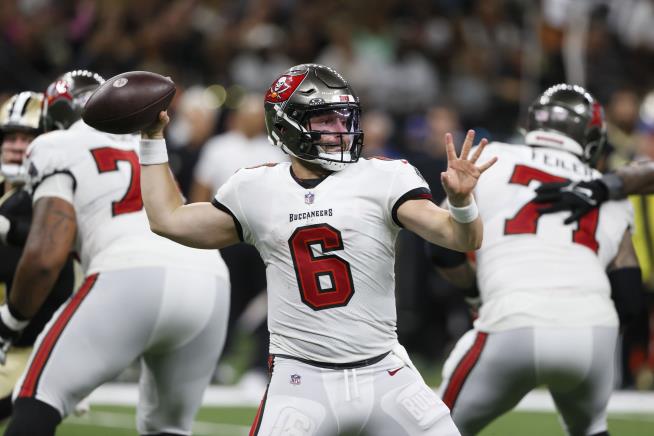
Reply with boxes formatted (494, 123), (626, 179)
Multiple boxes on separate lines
(273, 351), (391, 369)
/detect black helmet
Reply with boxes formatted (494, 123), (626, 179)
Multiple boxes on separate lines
(526, 83), (606, 163)
(43, 69), (105, 131)
(264, 64), (364, 171)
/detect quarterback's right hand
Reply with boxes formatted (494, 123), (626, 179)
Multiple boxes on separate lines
(533, 179), (609, 224)
(0, 304), (28, 365)
(141, 111), (170, 140)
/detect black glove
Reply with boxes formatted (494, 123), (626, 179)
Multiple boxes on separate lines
(0, 304), (28, 365)
(533, 179), (609, 224)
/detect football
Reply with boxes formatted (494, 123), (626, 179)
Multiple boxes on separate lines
(82, 71), (175, 134)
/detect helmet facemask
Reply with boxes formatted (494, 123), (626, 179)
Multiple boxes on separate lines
(291, 106), (363, 171)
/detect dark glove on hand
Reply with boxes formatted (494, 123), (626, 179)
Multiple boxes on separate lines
(0, 305), (28, 365)
(533, 179), (609, 224)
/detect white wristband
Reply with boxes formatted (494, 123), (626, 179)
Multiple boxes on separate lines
(0, 304), (29, 331)
(447, 198), (479, 223)
(139, 138), (169, 165)
(0, 215), (9, 245)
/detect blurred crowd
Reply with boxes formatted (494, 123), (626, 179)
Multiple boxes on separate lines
(2, 0), (654, 391)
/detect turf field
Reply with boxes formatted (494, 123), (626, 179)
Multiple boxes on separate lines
(2, 405), (651, 436)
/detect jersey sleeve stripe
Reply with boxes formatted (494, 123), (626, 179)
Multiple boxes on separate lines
(211, 198), (244, 242)
(391, 187), (432, 227)
(30, 169), (77, 195)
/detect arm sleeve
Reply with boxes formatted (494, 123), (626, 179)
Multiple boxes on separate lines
(25, 135), (77, 198)
(387, 161), (432, 227)
(32, 173), (75, 205)
(212, 170), (251, 244)
(608, 267), (643, 328)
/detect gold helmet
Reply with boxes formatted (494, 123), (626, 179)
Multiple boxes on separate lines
(0, 91), (44, 183)
(0, 91), (44, 134)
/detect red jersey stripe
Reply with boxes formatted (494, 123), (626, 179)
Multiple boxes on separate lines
(442, 331), (488, 410)
(18, 273), (99, 398)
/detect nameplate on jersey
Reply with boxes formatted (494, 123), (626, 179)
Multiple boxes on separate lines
(290, 209), (333, 223)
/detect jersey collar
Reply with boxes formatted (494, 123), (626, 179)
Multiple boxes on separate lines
(289, 166), (330, 189)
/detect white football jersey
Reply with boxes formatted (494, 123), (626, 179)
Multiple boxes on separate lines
(26, 121), (226, 277)
(214, 158), (431, 363)
(472, 142), (633, 331)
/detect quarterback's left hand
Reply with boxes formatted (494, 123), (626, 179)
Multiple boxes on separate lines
(442, 130), (497, 206)
(0, 304), (28, 365)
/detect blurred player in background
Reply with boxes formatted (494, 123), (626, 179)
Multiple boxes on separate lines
(138, 63), (496, 436)
(0, 92), (75, 420)
(433, 84), (640, 436)
(0, 70), (231, 436)
(534, 89), (654, 390)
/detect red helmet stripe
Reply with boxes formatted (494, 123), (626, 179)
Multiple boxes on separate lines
(589, 101), (604, 128)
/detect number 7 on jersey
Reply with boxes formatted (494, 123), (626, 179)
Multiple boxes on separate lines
(504, 164), (600, 252)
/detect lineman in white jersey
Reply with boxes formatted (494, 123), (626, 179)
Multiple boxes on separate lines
(0, 70), (230, 436)
(435, 84), (640, 436)
(138, 64), (497, 436)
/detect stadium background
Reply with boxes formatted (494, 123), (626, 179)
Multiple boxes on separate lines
(1, 0), (654, 434)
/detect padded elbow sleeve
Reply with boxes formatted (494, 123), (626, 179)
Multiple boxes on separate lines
(6, 216), (30, 247)
(608, 267), (643, 328)
(425, 242), (467, 268)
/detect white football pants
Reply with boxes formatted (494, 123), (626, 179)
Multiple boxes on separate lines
(439, 326), (617, 436)
(251, 344), (460, 436)
(13, 266), (230, 435)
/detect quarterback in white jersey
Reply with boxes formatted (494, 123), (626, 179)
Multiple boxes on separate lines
(139, 64), (497, 436)
(1, 71), (230, 436)
(215, 157), (432, 363)
(437, 84), (639, 436)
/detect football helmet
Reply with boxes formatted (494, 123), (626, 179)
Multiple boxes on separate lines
(526, 83), (606, 163)
(0, 91), (44, 183)
(264, 64), (364, 171)
(43, 69), (105, 131)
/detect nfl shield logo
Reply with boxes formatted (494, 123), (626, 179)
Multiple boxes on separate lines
(305, 192), (315, 205)
(290, 374), (301, 385)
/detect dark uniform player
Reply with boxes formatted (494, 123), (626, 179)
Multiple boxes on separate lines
(0, 91), (75, 419)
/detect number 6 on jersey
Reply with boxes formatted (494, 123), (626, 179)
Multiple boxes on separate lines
(288, 224), (355, 310)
